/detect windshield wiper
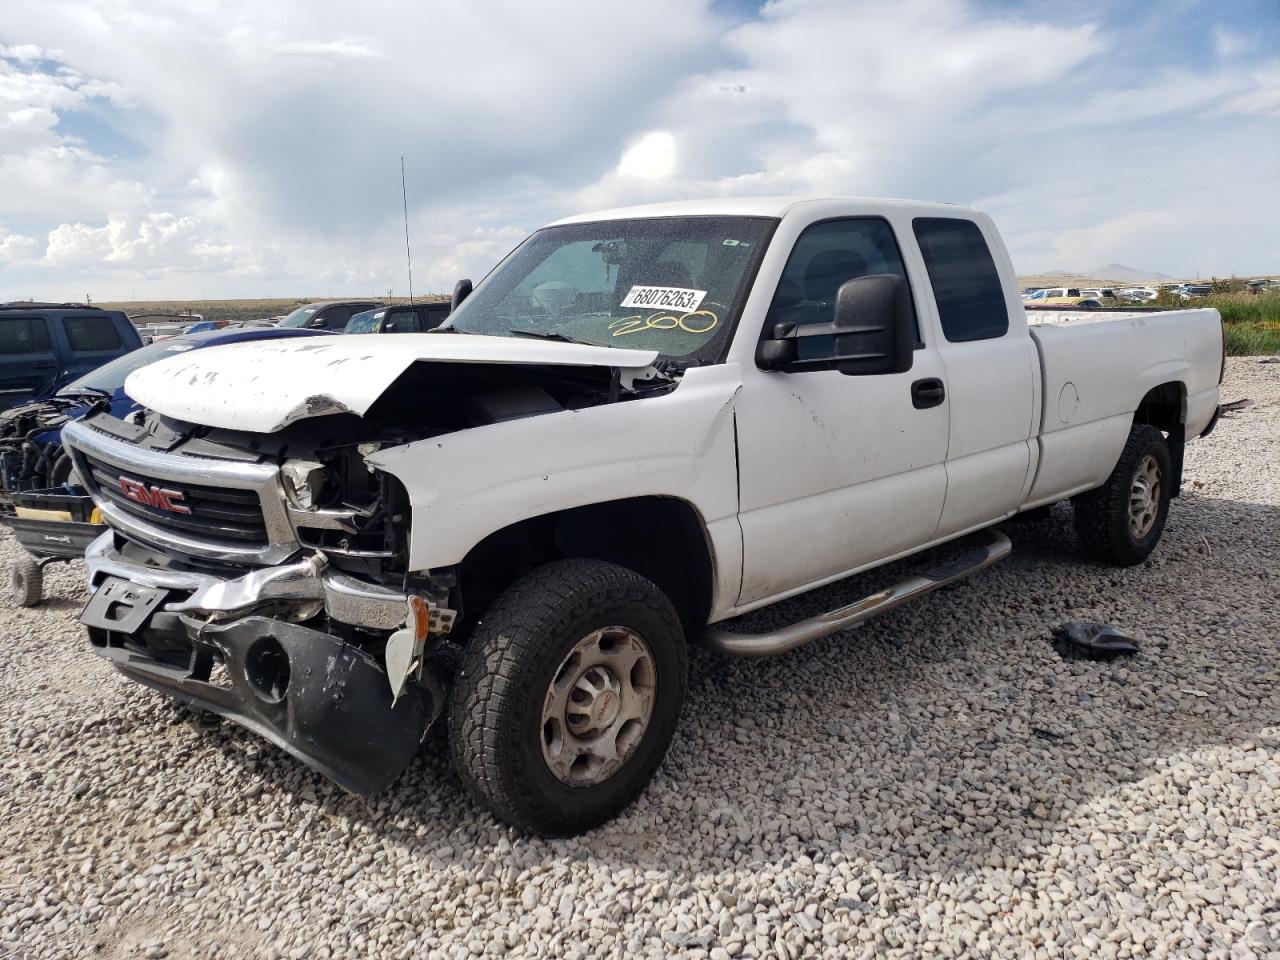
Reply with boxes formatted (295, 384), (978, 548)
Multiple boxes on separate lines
(508, 327), (602, 347)
(56, 387), (111, 400)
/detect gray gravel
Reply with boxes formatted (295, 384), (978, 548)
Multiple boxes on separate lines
(2, 358), (1278, 959)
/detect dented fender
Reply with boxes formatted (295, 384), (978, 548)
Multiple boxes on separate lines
(366, 363), (745, 608)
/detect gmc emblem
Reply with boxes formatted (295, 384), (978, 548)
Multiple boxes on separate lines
(118, 476), (191, 515)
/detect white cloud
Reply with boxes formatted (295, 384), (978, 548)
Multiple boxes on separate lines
(618, 132), (677, 180)
(1220, 63), (1280, 118)
(273, 35), (386, 60)
(0, 228), (39, 264)
(1212, 25), (1250, 59)
(0, 43), (52, 62)
(0, 0), (1276, 298)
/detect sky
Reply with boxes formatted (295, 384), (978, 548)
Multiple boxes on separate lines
(0, 0), (1277, 301)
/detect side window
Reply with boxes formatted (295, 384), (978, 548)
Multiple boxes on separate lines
(64, 315), (123, 352)
(383, 310), (423, 333)
(0, 316), (51, 354)
(422, 305), (449, 330)
(913, 218), (1009, 342)
(320, 306), (351, 329)
(767, 218), (918, 361)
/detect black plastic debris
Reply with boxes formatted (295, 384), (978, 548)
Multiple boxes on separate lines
(1219, 398), (1255, 415)
(1050, 621), (1139, 661)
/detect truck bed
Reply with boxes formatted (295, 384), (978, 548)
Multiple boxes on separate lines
(1022, 306), (1222, 506)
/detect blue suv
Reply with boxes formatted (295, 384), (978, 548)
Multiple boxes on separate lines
(0, 303), (143, 411)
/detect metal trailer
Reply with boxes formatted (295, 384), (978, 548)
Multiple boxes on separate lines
(3, 487), (104, 606)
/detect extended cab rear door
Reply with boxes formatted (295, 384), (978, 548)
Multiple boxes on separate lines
(911, 216), (1039, 535)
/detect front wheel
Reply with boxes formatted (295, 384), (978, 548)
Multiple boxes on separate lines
(448, 559), (687, 836)
(1073, 423), (1172, 566)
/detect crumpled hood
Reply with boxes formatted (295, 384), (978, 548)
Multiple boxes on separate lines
(124, 333), (660, 432)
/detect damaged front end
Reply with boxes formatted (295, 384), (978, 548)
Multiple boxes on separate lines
(62, 342), (676, 793)
(64, 408), (461, 794)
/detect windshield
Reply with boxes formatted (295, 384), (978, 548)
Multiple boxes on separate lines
(345, 309), (383, 335)
(446, 216), (775, 362)
(63, 339), (197, 394)
(280, 305), (319, 328)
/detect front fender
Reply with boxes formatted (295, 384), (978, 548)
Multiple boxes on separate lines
(366, 363), (744, 576)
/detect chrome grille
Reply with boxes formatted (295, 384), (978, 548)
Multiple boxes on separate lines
(80, 453), (268, 545)
(63, 418), (300, 566)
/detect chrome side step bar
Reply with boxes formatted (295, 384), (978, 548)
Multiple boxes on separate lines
(701, 528), (1012, 658)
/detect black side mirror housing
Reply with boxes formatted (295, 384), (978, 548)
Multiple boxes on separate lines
(831, 274), (914, 376)
(451, 278), (473, 312)
(757, 274), (914, 376)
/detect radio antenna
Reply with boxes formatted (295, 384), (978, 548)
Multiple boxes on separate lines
(400, 156), (415, 304)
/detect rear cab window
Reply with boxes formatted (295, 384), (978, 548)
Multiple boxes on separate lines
(912, 217), (1009, 342)
(0, 316), (53, 354)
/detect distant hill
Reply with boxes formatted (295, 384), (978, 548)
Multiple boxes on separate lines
(1089, 263), (1174, 283)
(1021, 263), (1176, 286)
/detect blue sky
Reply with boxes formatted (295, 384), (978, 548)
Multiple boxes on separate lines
(0, 0), (1276, 300)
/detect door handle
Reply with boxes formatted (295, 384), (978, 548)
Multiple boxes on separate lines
(911, 377), (945, 409)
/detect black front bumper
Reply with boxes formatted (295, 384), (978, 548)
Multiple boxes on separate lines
(86, 609), (436, 795)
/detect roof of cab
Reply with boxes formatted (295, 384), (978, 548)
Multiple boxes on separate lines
(549, 196), (967, 226)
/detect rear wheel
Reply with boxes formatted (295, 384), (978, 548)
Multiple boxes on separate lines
(448, 559), (686, 836)
(9, 558), (43, 607)
(1073, 424), (1172, 566)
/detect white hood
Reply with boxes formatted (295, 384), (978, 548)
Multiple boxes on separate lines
(124, 334), (660, 433)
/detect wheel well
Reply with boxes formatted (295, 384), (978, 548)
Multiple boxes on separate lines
(456, 497), (715, 632)
(1134, 381), (1184, 433)
(1134, 381), (1186, 497)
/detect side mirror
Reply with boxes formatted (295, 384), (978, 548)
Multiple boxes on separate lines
(451, 278), (473, 312)
(757, 274), (914, 376)
(831, 274), (915, 375)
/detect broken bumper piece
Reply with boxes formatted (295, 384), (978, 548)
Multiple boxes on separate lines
(83, 530), (409, 630)
(85, 610), (434, 794)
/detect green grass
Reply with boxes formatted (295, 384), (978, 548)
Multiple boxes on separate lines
(1203, 293), (1280, 356)
(1145, 290), (1280, 356)
(1224, 321), (1280, 356)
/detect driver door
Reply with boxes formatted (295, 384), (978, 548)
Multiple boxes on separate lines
(733, 217), (950, 606)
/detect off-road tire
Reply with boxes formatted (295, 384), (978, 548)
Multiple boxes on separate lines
(9, 558), (42, 607)
(1073, 423), (1172, 566)
(448, 559), (687, 836)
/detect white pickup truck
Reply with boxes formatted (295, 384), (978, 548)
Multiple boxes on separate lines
(63, 197), (1225, 835)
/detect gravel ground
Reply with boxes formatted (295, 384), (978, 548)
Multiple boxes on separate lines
(2, 358), (1278, 960)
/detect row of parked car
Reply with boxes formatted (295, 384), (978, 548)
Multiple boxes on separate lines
(137, 298), (451, 342)
(0, 297), (450, 602)
(1023, 279), (1278, 308)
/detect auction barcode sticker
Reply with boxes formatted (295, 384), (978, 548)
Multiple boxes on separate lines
(620, 285), (707, 312)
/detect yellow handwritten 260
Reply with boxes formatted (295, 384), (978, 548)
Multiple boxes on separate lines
(608, 310), (719, 337)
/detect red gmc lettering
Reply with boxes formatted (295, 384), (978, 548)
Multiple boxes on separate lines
(118, 476), (192, 515)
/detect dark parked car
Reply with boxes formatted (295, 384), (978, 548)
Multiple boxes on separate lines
(344, 301), (450, 334)
(0, 326), (331, 499)
(279, 300), (384, 331)
(0, 303), (143, 411)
